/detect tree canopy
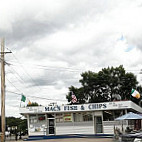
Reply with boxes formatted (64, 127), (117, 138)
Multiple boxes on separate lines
(27, 102), (39, 107)
(0, 116), (27, 135)
(66, 65), (142, 104)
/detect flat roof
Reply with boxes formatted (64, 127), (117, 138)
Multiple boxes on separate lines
(19, 101), (142, 115)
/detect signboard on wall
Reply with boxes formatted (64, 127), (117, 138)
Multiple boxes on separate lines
(20, 101), (141, 114)
(63, 113), (72, 122)
(44, 101), (131, 112)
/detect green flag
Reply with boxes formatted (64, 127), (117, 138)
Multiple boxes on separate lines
(21, 95), (26, 102)
(131, 89), (140, 99)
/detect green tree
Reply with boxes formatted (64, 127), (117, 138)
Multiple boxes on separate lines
(3, 117), (28, 135)
(66, 65), (140, 104)
(66, 86), (86, 104)
(27, 102), (39, 107)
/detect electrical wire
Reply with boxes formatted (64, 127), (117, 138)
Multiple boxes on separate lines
(6, 78), (23, 93)
(6, 90), (67, 102)
(6, 66), (26, 85)
(10, 52), (44, 93)
(4, 56), (69, 103)
(9, 62), (82, 73)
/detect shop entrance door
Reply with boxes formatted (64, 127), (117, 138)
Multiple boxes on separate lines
(94, 116), (103, 133)
(48, 118), (55, 135)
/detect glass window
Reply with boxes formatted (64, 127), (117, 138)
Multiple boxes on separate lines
(29, 115), (37, 124)
(103, 111), (113, 121)
(73, 113), (83, 122)
(56, 114), (64, 123)
(38, 114), (45, 121)
(83, 113), (93, 121)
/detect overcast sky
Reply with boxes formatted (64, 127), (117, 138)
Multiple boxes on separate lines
(0, 0), (142, 117)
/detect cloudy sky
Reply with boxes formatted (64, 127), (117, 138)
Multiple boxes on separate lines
(0, 0), (142, 117)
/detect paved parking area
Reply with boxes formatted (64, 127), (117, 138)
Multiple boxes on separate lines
(5, 138), (116, 142)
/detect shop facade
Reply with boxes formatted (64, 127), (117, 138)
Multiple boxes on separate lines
(19, 100), (142, 136)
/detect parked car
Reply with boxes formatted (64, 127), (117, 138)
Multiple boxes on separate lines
(5, 131), (10, 137)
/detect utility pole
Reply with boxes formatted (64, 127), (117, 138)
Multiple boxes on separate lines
(1, 38), (5, 142)
(1, 38), (12, 142)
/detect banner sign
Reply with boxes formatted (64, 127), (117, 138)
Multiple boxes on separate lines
(63, 113), (72, 122)
(20, 101), (133, 113)
(44, 101), (130, 112)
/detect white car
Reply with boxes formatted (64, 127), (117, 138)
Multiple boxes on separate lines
(5, 131), (10, 137)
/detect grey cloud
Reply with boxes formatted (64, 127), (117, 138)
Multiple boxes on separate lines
(1, 0), (112, 48)
(26, 69), (80, 89)
(1, 0), (142, 117)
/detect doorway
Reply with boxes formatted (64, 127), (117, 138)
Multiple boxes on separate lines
(48, 118), (55, 135)
(47, 114), (55, 135)
(94, 116), (103, 133)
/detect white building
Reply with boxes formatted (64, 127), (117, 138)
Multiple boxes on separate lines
(19, 100), (142, 136)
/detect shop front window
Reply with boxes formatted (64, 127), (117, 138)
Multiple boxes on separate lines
(56, 114), (64, 123)
(103, 111), (113, 121)
(73, 113), (83, 122)
(38, 114), (46, 122)
(56, 113), (73, 123)
(83, 113), (93, 121)
(29, 115), (38, 124)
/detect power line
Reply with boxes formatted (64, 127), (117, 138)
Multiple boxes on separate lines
(6, 65), (50, 100)
(4, 49), (77, 104)
(5, 47), (81, 73)
(5, 53), (70, 102)
(6, 78), (23, 93)
(11, 52), (44, 92)
(5, 71), (60, 102)
(6, 90), (67, 102)
(7, 59), (142, 73)
(9, 62), (81, 73)
(7, 59), (82, 72)
(6, 66), (26, 85)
